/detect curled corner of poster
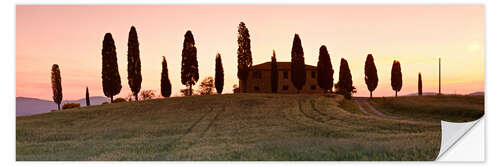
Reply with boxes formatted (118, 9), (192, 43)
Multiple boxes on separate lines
(436, 117), (484, 161)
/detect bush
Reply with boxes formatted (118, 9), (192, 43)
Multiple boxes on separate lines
(197, 77), (215, 95)
(62, 103), (80, 110)
(140, 90), (156, 100)
(114, 98), (127, 103)
(180, 88), (190, 96)
(101, 102), (109, 105)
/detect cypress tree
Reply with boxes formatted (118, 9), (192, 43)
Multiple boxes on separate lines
(161, 56), (172, 98)
(271, 50), (278, 93)
(418, 72), (423, 96)
(335, 58), (356, 99)
(101, 33), (121, 103)
(237, 22), (253, 93)
(317, 45), (333, 93)
(291, 34), (306, 93)
(391, 60), (403, 97)
(215, 53), (224, 94)
(51, 64), (62, 111)
(127, 26), (142, 101)
(85, 86), (90, 106)
(181, 30), (199, 96)
(364, 54), (378, 98)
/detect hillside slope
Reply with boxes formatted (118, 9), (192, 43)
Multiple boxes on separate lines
(17, 94), (442, 161)
(16, 96), (109, 116)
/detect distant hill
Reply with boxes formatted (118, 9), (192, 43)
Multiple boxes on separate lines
(404, 92), (438, 96)
(404, 91), (485, 96)
(468, 91), (484, 96)
(16, 96), (109, 116)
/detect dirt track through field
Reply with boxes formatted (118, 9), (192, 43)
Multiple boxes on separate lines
(353, 98), (387, 117)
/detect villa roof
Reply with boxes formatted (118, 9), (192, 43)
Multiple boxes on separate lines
(250, 62), (316, 70)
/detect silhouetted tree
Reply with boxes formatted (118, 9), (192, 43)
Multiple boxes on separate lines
(127, 26), (142, 101)
(237, 22), (252, 93)
(335, 58), (356, 99)
(391, 60), (403, 97)
(215, 53), (224, 94)
(271, 50), (278, 93)
(418, 72), (423, 96)
(181, 30), (199, 96)
(101, 33), (121, 103)
(364, 54), (378, 98)
(85, 86), (90, 106)
(291, 34), (305, 93)
(161, 56), (172, 98)
(51, 64), (62, 111)
(317, 45), (333, 93)
(198, 77), (215, 95)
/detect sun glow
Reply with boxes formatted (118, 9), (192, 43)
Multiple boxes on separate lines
(16, 5), (484, 100)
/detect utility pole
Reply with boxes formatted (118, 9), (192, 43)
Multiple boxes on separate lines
(439, 57), (441, 95)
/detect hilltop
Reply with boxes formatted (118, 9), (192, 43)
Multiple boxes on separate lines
(16, 94), (483, 160)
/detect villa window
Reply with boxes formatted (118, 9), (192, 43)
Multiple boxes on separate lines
(283, 71), (289, 79)
(283, 85), (289, 90)
(311, 85), (317, 90)
(311, 71), (316, 78)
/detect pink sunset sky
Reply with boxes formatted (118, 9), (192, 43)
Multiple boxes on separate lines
(16, 5), (484, 100)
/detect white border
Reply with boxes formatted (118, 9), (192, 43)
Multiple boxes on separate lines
(3, 0), (496, 166)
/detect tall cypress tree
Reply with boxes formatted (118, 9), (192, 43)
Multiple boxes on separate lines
(271, 50), (278, 93)
(85, 86), (90, 106)
(418, 72), (423, 96)
(51, 64), (62, 111)
(364, 54), (378, 98)
(317, 45), (333, 93)
(161, 56), (172, 98)
(291, 34), (305, 93)
(127, 26), (142, 101)
(181, 30), (199, 96)
(237, 22), (253, 93)
(391, 60), (403, 97)
(101, 33), (121, 103)
(335, 58), (356, 99)
(215, 53), (224, 94)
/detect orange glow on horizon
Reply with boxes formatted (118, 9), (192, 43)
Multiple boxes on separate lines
(16, 5), (484, 100)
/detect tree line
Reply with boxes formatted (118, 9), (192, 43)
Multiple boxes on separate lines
(263, 33), (413, 99)
(50, 22), (424, 110)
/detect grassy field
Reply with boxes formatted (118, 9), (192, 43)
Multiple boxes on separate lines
(16, 94), (482, 161)
(369, 95), (484, 122)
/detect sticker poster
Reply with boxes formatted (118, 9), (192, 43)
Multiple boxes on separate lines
(16, 5), (484, 161)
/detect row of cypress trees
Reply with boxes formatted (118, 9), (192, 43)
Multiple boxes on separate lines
(264, 33), (354, 98)
(101, 27), (214, 101)
(101, 27), (226, 100)
(50, 22), (422, 110)
(51, 25), (229, 110)
(264, 34), (413, 99)
(180, 30), (225, 95)
(101, 26), (148, 103)
(364, 55), (407, 98)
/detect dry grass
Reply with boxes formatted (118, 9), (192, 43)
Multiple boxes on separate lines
(369, 95), (484, 122)
(17, 94), (448, 161)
